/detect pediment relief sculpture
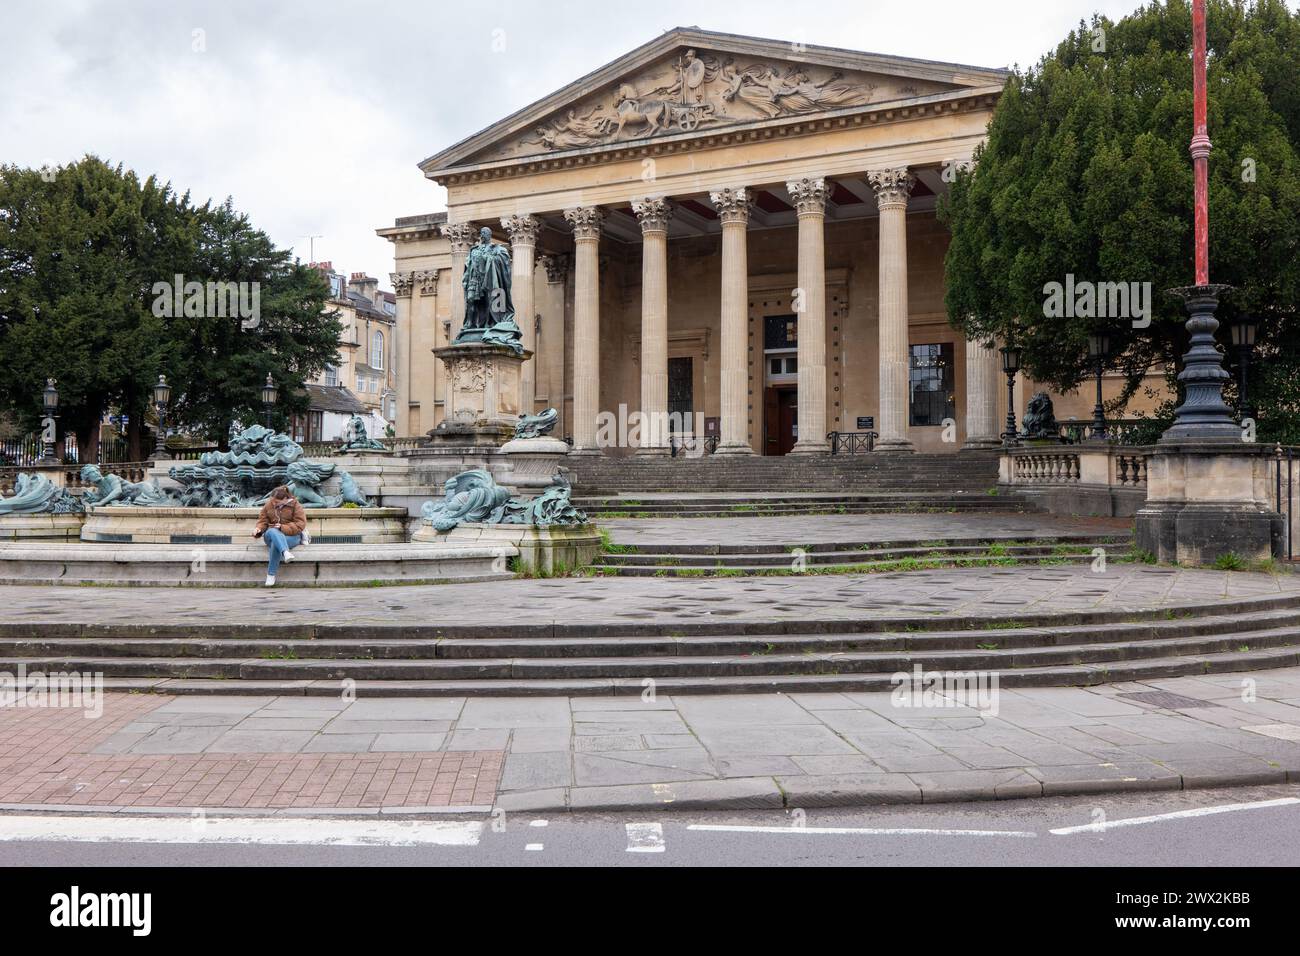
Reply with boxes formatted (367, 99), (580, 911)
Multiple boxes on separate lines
(494, 50), (952, 160)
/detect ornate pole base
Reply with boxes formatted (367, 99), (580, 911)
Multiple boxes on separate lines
(1162, 285), (1239, 442)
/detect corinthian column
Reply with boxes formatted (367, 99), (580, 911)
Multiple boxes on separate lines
(502, 214), (540, 414)
(786, 177), (830, 455)
(632, 197), (672, 455)
(440, 222), (475, 423)
(564, 206), (604, 454)
(962, 336), (1002, 449)
(867, 168), (916, 453)
(709, 186), (754, 455)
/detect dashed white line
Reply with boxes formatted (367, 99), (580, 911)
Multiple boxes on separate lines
(0, 815), (484, 847)
(1050, 797), (1300, 835)
(687, 824), (1036, 838)
(525, 843), (545, 851)
(625, 822), (666, 853)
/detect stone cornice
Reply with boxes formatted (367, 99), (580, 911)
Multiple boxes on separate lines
(426, 85), (1002, 187)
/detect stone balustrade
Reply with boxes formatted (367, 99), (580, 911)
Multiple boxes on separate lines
(1, 462), (151, 497)
(1001, 444), (1149, 517)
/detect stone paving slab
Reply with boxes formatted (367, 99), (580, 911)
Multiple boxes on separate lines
(1, 565), (1298, 634)
(6, 667), (1300, 812)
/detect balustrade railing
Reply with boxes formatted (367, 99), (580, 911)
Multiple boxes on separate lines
(1012, 450), (1081, 483)
(669, 435), (719, 457)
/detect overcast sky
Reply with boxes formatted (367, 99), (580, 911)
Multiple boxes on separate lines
(6, 0), (1220, 288)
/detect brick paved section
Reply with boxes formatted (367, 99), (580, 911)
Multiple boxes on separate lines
(0, 695), (501, 809)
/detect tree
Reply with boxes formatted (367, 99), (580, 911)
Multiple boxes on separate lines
(163, 199), (340, 447)
(939, 0), (1300, 440)
(0, 157), (341, 458)
(0, 157), (190, 459)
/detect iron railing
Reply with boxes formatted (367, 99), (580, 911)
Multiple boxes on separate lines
(1276, 446), (1296, 561)
(827, 431), (878, 455)
(669, 435), (718, 457)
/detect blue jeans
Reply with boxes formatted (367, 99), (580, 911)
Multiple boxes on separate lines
(263, 528), (302, 575)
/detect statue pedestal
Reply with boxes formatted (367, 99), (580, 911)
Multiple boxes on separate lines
(431, 343), (532, 448)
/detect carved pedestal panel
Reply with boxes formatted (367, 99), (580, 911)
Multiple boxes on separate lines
(431, 343), (533, 447)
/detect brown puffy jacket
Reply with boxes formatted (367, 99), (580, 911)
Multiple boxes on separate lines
(255, 497), (307, 537)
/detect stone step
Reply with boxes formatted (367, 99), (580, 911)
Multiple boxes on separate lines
(592, 542), (1122, 570)
(596, 534), (1129, 556)
(8, 607), (1298, 660)
(25, 644), (1300, 696)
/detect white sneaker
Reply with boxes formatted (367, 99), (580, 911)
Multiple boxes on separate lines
(264, 575), (276, 587)
(301, 530), (311, 547)
(283, 550), (295, 563)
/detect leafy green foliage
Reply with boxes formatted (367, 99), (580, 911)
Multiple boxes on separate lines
(0, 156), (341, 455)
(940, 0), (1300, 437)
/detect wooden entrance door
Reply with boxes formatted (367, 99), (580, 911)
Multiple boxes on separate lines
(763, 386), (798, 455)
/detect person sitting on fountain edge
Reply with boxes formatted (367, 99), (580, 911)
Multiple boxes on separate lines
(253, 485), (308, 587)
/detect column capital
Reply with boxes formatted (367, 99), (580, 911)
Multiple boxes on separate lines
(440, 222), (476, 253)
(632, 197), (673, 234)
(539, 254), (568, 284)
(564, 206), (605, 240)
(709, 186), (752, 225)
(500, 214), (541, 247)
(786, 177), (828, 216)
(866, 168), (916, 209)
(390, 272), (414, 297)
(414, 269), (440, 296)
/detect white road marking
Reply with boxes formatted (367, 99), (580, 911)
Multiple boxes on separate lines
(0, 815), (483, 848)
(525, 843), (544, 851)
(529, 819), (549, 827)
(1050, 797), (1300, 835)
(688, 824), (1036, 838)
(625, 822), (666, 853)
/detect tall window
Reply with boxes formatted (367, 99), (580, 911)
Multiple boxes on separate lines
(371, 331), (384, 370)
(324, 365), (338, 387)
(909, 343), (956, 426)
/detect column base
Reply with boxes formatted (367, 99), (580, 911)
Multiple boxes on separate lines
(874, 438), (915, 454)
(788, 440), (830, 455)
(712, 443), (755, 456)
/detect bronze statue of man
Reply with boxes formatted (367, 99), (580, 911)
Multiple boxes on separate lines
(457, 226), (523, 353)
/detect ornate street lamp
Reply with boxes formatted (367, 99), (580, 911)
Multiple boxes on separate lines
(1000, 344), (1022, 447)
(151, 375), (172, 461)
(261, 374), (279, 429)
(1229, 313), (1259, 421)
(1087, 329), (1112, 442)
(1164, 0), (1237, 441)
(39, 378), (59, 463)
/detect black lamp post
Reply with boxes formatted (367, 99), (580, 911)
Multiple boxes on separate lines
(151, 375), (172, 460)
(1087, 329), (1112, 442)
(39, 378), (59, 463)
(1000, 344), (1022, 447)
(261, 374), (278, 429)
(1229, 313), (1259, 422)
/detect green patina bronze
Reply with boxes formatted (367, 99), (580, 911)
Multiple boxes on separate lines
(339, 414), (386, 451)
(455, 226), (524, 354)
(420, 469), (587, 531)
(0, 473), (83, 514)
(513, 407), (559, 439)
(80, 465), (172, 507)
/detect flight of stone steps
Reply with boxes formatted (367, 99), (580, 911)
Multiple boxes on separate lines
(575, 492), (1035, 519)
(572, 451), (1003, 495)
(587, 532), (1132, 576)
(8, 592), (1300, 696)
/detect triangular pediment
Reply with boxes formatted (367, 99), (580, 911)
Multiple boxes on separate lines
(421, 27), (1008, 175)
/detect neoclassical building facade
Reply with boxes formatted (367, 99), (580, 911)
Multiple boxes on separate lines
(381, 28), (1104, 455)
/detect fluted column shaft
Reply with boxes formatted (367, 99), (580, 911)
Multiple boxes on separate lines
(565, 207), (604, 453)
(440, 223), (475, 425)
(787, 178), (830, 454)
(710, 187), (753, 455)
(962, 337), (1002, 448)
(868, 168), (916, 453)
(502, 214), (539, 415)
(633, 198), (672, 454)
